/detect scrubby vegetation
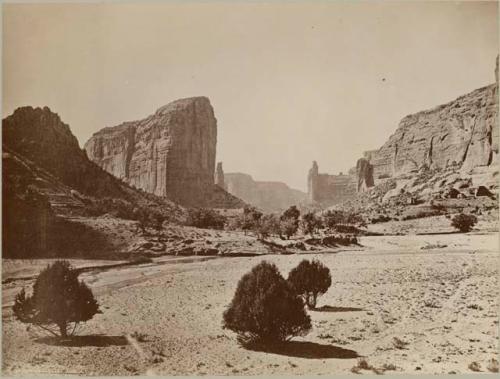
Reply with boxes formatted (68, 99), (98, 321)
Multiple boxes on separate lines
(13, 261), (100, 338)
(451, 213), (478, 233)
(227, 206), (363, 245)
(287, 259), (332, 309)
(223, 261), (311, 345)
(184, 208), (226, 229)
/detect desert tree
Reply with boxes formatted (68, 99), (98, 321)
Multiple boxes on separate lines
(279, 205), (301, 239)
(13, 260), (100, 338)
(288, 259), (332, 309)
(240, 206), (263, 235)
(451, 213), (478, 233)
(223, 261), (311, 345)
(256, 213), (281, 240)
(300, 212), (323, 236)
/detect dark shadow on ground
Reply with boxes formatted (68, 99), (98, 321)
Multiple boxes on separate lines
(416, 231), (461, 236)
(246, 340), (359, 359)
(35, 335), (128, 347)
(312, 305), (365, 313)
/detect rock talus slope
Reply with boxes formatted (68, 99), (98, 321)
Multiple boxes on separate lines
(85, 97), (218, 207)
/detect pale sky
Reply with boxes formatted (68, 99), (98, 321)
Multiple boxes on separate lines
(3, 1), (498, 191)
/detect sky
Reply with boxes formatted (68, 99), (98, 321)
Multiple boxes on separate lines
(3, 1), (498, 191)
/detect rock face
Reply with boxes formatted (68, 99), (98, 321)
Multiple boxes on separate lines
(2, 106), (128, 199)
(356, 157), (374, 192)
(85, 97), (217, 207)
(224, 173), (306, 212)
(307, 161), (357, 206)
(366, 82), (498, 180)
(214, 162), (226, 189)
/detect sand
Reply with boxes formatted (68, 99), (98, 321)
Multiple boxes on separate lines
(2, 233), (498, 375)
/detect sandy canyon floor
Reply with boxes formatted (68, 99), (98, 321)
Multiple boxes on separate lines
(2, 232), (499, 375)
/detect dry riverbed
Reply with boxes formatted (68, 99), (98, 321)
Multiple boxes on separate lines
(2, 233), (498, 375)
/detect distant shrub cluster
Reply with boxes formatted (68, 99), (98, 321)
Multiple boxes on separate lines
(83, 197), (167, 233)
(184, 208), (227, 229)
(227, 206), (365, 240)
(370, 214), (392, 224)
(223, 259), (332, 345)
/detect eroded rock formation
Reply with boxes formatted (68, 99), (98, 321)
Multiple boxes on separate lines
(85, 97), (218, 207)
(224, 173), (306, 212)
(307, 161), (357, 206)
(215, 162), (226, 189)
(367, 81), (498, 180)
(356, 157), (374, 192)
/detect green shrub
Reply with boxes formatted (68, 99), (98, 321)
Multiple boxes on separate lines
(287, 259), (332, 309)
(13, 261), (100, 337)
(223, 261), (311, 345)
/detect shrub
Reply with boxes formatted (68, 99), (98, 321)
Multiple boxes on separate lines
(451, 213), (477, 233)
(370, 214), (392, 224)
(223, 261), (311, 345)
(185, 208), (226, 230)
(280, 218), (299, 239)
(279, 206), (300, 239)
(255, 214), (281, 240)
(300, 212), (323, 236)
(323, 210), (365, 227)
(287, 259), (332, 309)
(13, 261), (100, 337)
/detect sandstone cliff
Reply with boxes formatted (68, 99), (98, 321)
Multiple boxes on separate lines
(224, 172), (306, 212)
(356, 157), (374, 192)
(85, 97), (218, 207)
(366, 83), (498, 180)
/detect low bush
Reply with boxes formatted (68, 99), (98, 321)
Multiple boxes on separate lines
(185, 208), (226, 230)
(13, 261), (100, 337)
(223, 261), (311, 345)
(451, 213), (478, 233)
(287, 259), (332, 309)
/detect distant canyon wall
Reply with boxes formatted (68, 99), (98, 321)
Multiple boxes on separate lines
(85, 97), (218, 207)
(307, 161), (360, 206)
(224, 172), (306, 212)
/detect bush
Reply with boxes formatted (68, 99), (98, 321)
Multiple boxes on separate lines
(185, 208), (226, 230)
(13, 261), (100, 337)
(287, 259), (332, 309)
(370, 214), (392, 224)
(451, 213), (477, 233)
(255, 214), (281, 239)
(279, 206), (300, 239)
(223, 261), (311, 345)
(323, 210), (365, 228)
(300, 212), (323, 236)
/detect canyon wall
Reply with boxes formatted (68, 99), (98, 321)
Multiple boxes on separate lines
(224, 172), (306, 212)
(85, 97), (218, 207)
(307, 161), (358, 206)
(366, 82), (498, 181)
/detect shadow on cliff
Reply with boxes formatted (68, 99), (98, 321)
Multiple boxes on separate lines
(49, 217), (119, 259)
(3, 215), (118, 260)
